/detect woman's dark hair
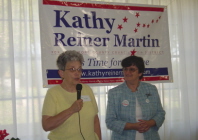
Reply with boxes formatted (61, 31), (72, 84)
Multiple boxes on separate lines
(121, 55), (145, 79)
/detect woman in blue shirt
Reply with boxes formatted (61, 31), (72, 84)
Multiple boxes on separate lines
(105, 55), (165, 140)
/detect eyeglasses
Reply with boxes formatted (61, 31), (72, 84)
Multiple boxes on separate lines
(65, 68), (83, 72)
(123, 68), (138, 72)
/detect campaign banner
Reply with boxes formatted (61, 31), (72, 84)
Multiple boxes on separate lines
(39, 0), (173, 88)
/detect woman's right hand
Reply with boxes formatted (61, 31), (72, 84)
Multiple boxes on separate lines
(42, 99), (84, 131)
(70, 99), (83, 113)
(133, 122), (145, 132)
(125, 122), (148, 133)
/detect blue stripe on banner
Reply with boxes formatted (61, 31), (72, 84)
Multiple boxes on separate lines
(143, 68), (168, 76)
(47, 68), (168, 78)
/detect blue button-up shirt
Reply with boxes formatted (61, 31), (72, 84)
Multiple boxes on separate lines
(105, 82), (165, 140)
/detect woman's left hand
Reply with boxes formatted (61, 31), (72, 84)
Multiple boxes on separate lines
(137, 119), (156, 133)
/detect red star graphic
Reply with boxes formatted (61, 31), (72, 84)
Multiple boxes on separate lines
(136, 22), (141, 27)
(134, 28), (138, 33)
(156, 19), (158, 23)
(130, 49), (137, 56)
(151, 19), (154, 23)
(147, 24), (150, 28)
(142, 24), (146, 27)
(123, 17), (128, 23)
(159, 16), (161, 19)
(135, 12), (140, 18)
(117, 24), (123, 30)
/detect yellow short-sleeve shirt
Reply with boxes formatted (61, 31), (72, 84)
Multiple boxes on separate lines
(42, 84), (99, 140)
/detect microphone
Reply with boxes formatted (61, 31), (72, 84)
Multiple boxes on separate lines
(76, 84), (82, 100)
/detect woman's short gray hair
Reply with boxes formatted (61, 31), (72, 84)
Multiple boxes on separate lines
(56, 50), (84, 70)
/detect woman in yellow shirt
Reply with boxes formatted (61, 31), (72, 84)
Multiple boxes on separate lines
(42, 50), (101, 140)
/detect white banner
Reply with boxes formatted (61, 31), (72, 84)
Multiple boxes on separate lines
(39, 0), (173, 88)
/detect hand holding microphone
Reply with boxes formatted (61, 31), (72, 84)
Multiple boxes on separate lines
(70, 84), (83, 113)
(70, 100), (83, 113)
